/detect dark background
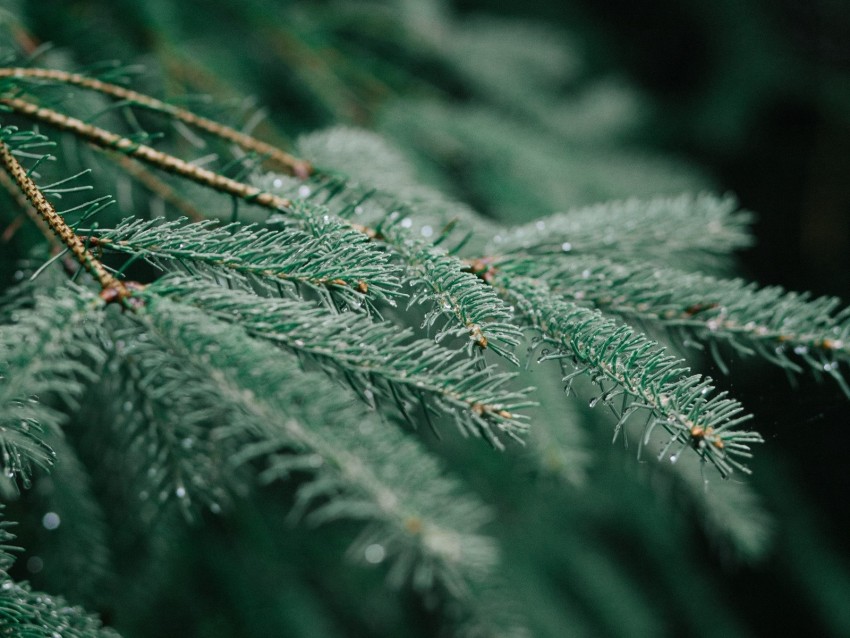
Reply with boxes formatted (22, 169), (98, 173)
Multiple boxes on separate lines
(455, 0), (850, 631)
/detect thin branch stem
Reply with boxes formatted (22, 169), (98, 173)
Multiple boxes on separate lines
(0, 67), (313, 178)
(0, 166), (59, 248)
(1, 97), (293, 211)
(0, 138), (127, 299)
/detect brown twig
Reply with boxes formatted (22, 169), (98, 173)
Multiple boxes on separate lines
(0, 167), (59, 248)
(0, 67), (313, 178)
(0, 97), (294, 211)
(0, 138), (129, 302)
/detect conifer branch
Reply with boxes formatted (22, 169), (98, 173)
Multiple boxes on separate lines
(0, 166), (59, 248)
(143, 276), (531, 447)
(498, 275), (763, 476)
(0, 97), (294, 212)
(273, 128), (524, 359)
(376, 213), (523, 360)
(509, 257), (850, 395)
(138, 301), (501, 599)
(0, 285), (105, 485)
(487, 194), (753, 267)
(0, 136), (128, 301)
(0, 67), (313, 178)
(100, 315), (234, 519)
(87, 212), (402, 305)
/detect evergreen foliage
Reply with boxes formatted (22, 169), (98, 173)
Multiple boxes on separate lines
(0, 1), (848, 636)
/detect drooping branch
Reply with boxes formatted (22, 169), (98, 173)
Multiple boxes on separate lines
(0, 97), (294, 212)
(0, 67), (313, 178)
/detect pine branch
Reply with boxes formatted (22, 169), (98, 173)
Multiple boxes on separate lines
(286, 128), (524, 360)
(633, 418), (771, 559)
(0, 128), (129, 302)
(97, 314), (236, 520)
(486, 194), (753, 268)
(509, 257), (850, 395)
(87, 209), (402, 307)
(138, 301), (502, 604)
(142, 275), (531, 448)
(0, 66), (312, 177)
(498, 275), (763, 477)
(0, 165), (60, 250)
(0, 97), (294, 212)
(0, 284), (104, 486)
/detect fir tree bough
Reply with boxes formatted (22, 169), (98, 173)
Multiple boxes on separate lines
(0, 2), (848, 636)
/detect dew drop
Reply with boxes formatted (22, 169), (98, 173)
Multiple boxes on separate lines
(535, 221), (545, 231)
(273, 178), (283, 188)
(1, 581), (13, 590)
(364, 543), (386, 564)
(26, 556), (44, 574)
(294, 339), (305, 348)
(210, 502), (222, 514)
(354, 206), (364, 215)
(669, 454), (679, 464)
(401, 217), (412, 228)
(298, 185), (311, 198)
(588, 396), (600, 408)
(561, 242), (572, 252)
(421, 225), (433, 237)
(42, 512), (61, 530)
(175, 485), (187, 499)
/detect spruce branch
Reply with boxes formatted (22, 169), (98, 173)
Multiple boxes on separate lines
(138, 301), (502, 603)
(276, 128), (525, 360)
(86, 210), (402, 306)
(498, 275), (763, 477)
(486, 194), (753, 267)
(0, 164), (60, 249)
(0, 285), (104, 486)
(510, 257), (850, 395)
(0, 133), (129, 302)
(0, 97), (294, 213)
(100, 315), (234, 519)
(0, 66), (312, 178)
(143, 276), (531, 447)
